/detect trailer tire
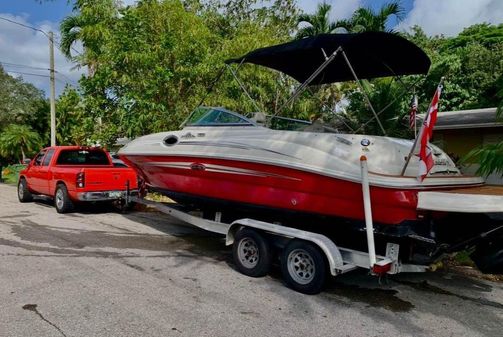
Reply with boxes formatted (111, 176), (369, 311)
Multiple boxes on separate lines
(281, 240), (327, 295)
(18, 178), (33, 202)
(55, 184), (74, 214)
(233, 228), (272, 277)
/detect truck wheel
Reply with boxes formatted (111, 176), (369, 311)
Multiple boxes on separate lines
(55, 184), (74, 213)
(281, 240), (327, 295)
(18, 178), (33, 202)
(233, 228), (272, 277)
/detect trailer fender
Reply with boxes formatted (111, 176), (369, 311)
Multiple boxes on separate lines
(226, 218), (345, 275)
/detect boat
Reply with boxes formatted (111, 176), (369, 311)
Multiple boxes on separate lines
(119, 32), (503, 272)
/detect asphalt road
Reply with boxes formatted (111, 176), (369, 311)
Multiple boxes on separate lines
(0, 183), (502, 337)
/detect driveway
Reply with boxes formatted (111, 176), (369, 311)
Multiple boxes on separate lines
(0, 183), (502, 337)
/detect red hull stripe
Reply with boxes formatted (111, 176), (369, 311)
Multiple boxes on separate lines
(124, 155), (420, 225)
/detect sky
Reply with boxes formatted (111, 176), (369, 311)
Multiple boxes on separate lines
(0, 0), (502, 97)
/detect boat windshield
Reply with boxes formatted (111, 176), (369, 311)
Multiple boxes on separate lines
(186, 107), (255, 127)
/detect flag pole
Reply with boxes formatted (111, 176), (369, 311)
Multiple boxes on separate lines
(413, 89), (417, 139)
(400, 77), (444, 176)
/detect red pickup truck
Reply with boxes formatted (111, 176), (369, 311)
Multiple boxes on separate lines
(18, 146), (138, 213)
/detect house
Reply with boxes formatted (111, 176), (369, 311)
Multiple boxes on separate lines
(429, 107), (503, 185)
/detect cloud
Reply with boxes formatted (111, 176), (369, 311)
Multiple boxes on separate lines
(398, 0), (503, 36)
(330, 0), (362, 20)
(0, 13), (84, 97)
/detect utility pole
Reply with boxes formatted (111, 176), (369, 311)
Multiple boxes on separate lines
(49, 31), (56, 146)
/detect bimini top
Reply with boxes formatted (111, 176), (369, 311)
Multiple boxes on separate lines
(225, 32), (431, 85)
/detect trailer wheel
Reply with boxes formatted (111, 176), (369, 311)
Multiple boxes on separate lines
(55, 184), (74, 214)
(18, 178), (33, 202)
(233, 228), (272, 277)
(281, 240), (327, 295)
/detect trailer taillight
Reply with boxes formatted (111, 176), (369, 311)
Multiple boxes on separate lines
(372, 261), (392, 275)
(76, 172), (85, 188)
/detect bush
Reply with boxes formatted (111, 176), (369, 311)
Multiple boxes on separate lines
(1, 164), (26, 184)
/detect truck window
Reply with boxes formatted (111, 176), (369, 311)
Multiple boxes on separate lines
(56, 150), (110, 165)
(42, 149), (55, 166)
(33, 150), (46, 166)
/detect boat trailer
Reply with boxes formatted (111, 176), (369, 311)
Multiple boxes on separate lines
(124, 156), (433, 294)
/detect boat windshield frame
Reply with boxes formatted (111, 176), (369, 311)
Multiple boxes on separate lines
(184, 106), (257, 127)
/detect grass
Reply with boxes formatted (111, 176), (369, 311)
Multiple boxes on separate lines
(453, 250), (476, 267)
(1, 164), (26, 185)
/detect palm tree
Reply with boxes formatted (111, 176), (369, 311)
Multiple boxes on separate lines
(340, 2), (404, 33)
(60, 0), (118, 76)
(0, 125), (43, 162)
(296, 2), (344, 39)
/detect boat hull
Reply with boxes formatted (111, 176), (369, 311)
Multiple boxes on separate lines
(122, 155), (420, 225)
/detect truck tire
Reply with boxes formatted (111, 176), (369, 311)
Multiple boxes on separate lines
(17, 178), (33, 202)
(54, 184), (74, 213)
(233, 228), (272, 277)
(281, 240), (327, 295)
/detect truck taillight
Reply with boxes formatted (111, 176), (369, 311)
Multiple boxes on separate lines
(76, 172), (85, 188)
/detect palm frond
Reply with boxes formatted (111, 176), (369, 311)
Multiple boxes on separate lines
(462, 141), (503, 177)
(59, 15), (84, 59)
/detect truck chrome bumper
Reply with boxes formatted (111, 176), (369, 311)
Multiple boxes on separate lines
(77, 190), (138, 201)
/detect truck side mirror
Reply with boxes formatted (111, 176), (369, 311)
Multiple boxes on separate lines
(22, 158), (32, 165)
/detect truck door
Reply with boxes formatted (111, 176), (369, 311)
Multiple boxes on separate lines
(38, 148), (56, 195)
(28, 150), (47, 193)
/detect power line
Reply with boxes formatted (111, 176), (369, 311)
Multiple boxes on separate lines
(6, 70), (51, 78)
(55, 71), (79, 85)
(1, 62), (80, 84)
(0, 15), (50, 39)
(0, 61), (50, 71)
(0, 15), (83, 56)
(6, 70), (73, 87)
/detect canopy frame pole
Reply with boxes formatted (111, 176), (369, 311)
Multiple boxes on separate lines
(225, 62), (263, 114)
(352, 77), (422, 134)
(305, 87), (356, 133)
(341, 50), (387, 136)
(277, 46), (342, 115)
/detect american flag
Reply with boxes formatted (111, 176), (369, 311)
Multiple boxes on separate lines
(409, 94), (418, 130)
(418, 85), (442, 181)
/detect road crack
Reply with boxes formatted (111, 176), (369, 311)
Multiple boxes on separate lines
(22, 304), (68, 337)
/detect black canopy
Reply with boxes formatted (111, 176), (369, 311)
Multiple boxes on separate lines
(226, 32), (431, 85)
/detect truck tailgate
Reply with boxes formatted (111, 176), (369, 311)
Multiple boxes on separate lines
(82, 168), (137, 191)
(417, 185), (503, 213)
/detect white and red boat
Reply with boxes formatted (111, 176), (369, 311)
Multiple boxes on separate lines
(119, 32), (503, 272)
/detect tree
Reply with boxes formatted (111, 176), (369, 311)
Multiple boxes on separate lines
(338, 2), (403, 33)
(67, 0), (303, 147)
(0, 125), (43, 162)
(60, 0), (119, 75)
(56, 86), (89, 145)
(0, 66), (49, 137)
(295, 2), (343, 39)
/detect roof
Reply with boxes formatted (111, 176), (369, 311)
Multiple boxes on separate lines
(226, 32), (431, 85)
(419, 107), (502, 130)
